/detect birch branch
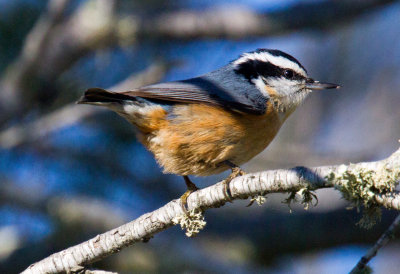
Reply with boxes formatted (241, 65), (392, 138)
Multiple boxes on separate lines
(23, 147), (400, 274)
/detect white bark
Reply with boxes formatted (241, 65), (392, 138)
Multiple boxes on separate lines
(23, 147), (400, 273)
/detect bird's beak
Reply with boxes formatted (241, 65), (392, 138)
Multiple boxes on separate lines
(305, 79), (340, 90)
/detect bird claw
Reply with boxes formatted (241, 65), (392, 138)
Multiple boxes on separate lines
(180, 176), (199, 215)
(222, 165), (246, 202)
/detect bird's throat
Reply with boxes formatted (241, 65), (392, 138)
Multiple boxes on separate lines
(270, 91), (309, 119)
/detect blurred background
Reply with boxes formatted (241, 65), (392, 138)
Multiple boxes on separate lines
(0, 0), (400, 273)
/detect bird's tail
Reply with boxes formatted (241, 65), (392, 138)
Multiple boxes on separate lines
(77, 88), (134, 105)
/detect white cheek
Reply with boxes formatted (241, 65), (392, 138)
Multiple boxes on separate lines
(251, 77), (269, 97)
(251, 77), (303, 98)
(266, 77), (300, 96)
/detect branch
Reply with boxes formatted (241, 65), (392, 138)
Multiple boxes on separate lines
(22, 147), (400, 273)
(0, 184), (128, 272)
(374, 193), (400, 210)
(350, 214), (400, 273)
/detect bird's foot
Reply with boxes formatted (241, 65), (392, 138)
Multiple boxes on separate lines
(180, 176), (199, 214)
(223, 161), (246, 202)
(231, 166), (246, 177)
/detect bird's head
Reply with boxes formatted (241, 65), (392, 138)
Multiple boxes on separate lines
(233, 49), (340, 112)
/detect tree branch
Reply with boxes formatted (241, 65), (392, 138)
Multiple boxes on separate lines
(22, 147), (400, 273)
(350, 214), (400, 273)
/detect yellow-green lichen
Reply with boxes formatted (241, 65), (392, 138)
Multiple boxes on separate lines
(327, 163), (399, 228)
(172, 209), (206, 237)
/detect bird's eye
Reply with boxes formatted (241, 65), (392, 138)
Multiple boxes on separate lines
(283, 69), (294, 79)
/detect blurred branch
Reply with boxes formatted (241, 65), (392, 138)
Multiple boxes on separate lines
(0, 0), (395, 125)
(0, 180), (47, 212)
(0, 186), (128, 273)
(138, 0), (396, 40)
(0, 0), (72, 120)
(0, 0), (117, 125)
(0, 177), (128, 231)
(23, 146), (400, 274)
(0, 61), (169, 149)
(0, 180), (127, 230)
(350, 214), (400, 273)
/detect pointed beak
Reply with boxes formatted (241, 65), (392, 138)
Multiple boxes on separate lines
(305, 79), (340, 90)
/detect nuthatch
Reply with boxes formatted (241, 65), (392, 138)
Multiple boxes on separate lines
(78, 49), (340, 209)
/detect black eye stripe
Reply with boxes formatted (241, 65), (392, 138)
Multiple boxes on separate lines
(234, 59), (305, 82)
(282, 69), (304, 80)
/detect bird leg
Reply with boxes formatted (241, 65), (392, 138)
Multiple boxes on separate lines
(180, 175), (199, 214)
(223, 161), (246, 202)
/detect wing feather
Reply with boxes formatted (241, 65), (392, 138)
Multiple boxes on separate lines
(121, 77), (266, 115)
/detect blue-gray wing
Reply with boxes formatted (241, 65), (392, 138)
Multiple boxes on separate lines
(123, 66), (268, 115)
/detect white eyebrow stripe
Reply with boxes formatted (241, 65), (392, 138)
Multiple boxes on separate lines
(233, 51), (307, 78)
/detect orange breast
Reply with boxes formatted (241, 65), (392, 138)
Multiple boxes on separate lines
(134, 102), (283, 176)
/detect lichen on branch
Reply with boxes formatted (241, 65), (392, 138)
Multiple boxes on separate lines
(23, 147), (400, 274)
(172, 208), (206, 237)
(327, 163), (400, 227)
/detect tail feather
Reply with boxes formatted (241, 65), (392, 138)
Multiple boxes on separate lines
(77, 88), (134, 105)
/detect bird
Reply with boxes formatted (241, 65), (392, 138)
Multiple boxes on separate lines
(77, 49), (340, 210)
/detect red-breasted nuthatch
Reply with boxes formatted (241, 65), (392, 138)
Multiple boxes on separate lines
(78, 49), (340, 208)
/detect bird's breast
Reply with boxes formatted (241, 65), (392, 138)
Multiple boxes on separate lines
(133, 102), (283, 176)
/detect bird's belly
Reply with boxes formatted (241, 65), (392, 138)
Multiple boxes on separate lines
(140, 103), (282, 176)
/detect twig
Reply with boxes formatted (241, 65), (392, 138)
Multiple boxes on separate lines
(22, 147), (400, 274)
(350, 214), (400, 273)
